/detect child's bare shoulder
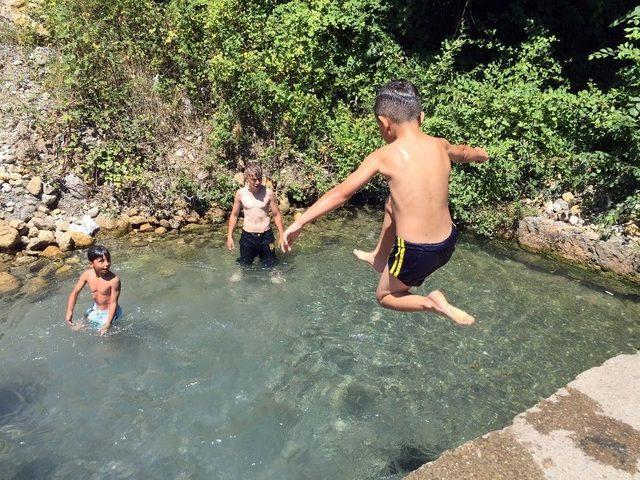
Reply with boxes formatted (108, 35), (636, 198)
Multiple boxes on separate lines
(371, 143), (398, 162)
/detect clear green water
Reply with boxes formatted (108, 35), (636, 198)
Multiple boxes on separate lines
(1, 210), (639, 479)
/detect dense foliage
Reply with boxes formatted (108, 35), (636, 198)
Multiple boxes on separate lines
(28, 0), (640, 234)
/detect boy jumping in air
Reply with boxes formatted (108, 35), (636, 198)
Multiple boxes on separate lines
(283, 80), (488, 325)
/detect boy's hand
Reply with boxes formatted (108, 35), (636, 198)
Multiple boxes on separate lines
(282, 222), (302, 252)
(226, 237), (234, 251)
(99, 324), (110, 336)
(278, 236), (286, 252)
(475, 147), (489, 163)
(65, 313), (73, 326)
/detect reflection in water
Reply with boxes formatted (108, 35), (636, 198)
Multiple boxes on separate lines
(0, 211), (639, 479)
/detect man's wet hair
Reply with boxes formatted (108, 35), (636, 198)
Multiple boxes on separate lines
(374, 79), (422, 123)
(88, 245), (111, 262)
(244, 162), (262, 179)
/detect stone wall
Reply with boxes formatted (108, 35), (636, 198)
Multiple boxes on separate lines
(517, 216), (640, 283)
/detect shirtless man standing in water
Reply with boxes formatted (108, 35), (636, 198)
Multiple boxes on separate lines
(283, 79), (488, 325)
(227, 162), (285, 269)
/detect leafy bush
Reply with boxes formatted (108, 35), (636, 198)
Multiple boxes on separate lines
(36, 0), (640, 234)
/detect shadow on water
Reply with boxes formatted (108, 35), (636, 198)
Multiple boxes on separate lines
(11, 458), (57, 480)
(0, 381), (44, 425)
(382, 444), (443, 476)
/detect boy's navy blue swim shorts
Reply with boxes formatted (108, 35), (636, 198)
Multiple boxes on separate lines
(387, 225), (458, 287)
(238, 228), (277, 267)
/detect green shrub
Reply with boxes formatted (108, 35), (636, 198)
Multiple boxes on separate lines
(39, 0), (639, 233)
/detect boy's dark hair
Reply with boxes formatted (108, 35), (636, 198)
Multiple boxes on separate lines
(374, 79), (422, 123)
(88, 245), (111, 262)
(244, 162), (262, 179)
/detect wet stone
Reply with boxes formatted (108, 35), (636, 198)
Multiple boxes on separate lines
(0, 271), (21, 294)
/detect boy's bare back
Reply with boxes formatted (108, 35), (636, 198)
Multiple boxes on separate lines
(375, 133), (457, 244)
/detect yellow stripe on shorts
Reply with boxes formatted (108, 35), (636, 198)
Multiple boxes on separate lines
(394, 238), (406, 276)
(390, 237), (405, 277)
(389, 237), (401, 276)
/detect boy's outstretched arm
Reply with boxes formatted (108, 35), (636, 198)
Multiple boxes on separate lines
(226, 190), (242, 250)
(269, 192), (286, 250)
(444, 140), (489, 164)
(283, 153), (380, 251)
(65, 271), (88, 326)
(99, 277), (121, 336)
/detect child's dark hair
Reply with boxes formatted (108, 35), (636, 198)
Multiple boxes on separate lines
(88, 245), (110, 262)
(374, 79), (422, 123)
(244, 162), (262, 179)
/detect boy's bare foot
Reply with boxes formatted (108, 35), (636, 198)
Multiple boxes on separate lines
(270, 272), (285, 284)
(353, 249), (386, 273)
(427, 290), (475, 325)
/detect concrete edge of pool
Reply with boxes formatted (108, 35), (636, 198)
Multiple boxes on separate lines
(405, 352), (640, 480)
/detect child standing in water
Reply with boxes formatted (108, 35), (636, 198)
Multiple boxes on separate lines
(283, 79), (488, 325)
(227, 162), (285, 268)
(65, 245), (122, 336)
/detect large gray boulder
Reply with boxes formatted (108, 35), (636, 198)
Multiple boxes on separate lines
(517, 216), (640, 282)
(63, 173), (89, 199)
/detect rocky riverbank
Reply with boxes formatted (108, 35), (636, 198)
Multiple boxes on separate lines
(509, 192), (640, 283)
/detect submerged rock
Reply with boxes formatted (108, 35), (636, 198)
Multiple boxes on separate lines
(55, 264), (72, 276)
(21, 276), (48, 296)
(0, 272), (21, 294)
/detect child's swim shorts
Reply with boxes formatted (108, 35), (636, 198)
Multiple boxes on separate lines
(387, 225), (458, 287)
(84, 304), (123, 329)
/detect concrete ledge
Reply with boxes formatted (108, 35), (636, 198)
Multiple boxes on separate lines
(406, 353), (640, 480)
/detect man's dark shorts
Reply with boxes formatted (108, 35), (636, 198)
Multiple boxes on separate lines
(237, 228), (277, 267)
(387, 225), (458, 287)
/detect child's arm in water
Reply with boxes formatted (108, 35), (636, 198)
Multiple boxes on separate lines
(98, 276), (121, 337)
(283, 153), (381, 251)
(226, 190), (242, 250)
(269, 191), (286, 251)
(443, 140), (489, 164)
(65, 270), (88, 327)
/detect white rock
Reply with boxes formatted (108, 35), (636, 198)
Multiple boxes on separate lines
(69, 215), (100, 236)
